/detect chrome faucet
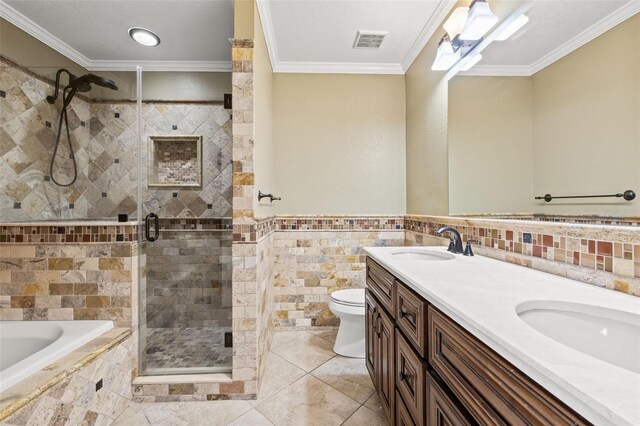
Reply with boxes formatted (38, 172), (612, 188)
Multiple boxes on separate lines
(436, 227), (464, 254)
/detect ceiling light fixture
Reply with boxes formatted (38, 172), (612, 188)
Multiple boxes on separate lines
(459, 0), (498, 40)
(128, 27), (161, 47)
(431, 36), (461, 71)
(443, 7), (469, 40)
(494, 14), (529, 41)
(460, 54), (482, 71)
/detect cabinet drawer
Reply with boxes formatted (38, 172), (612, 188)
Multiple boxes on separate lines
(396, 329), (426, 426)
(366, 257), (396, 317)
(428, 373), (475, 426)
(428, 307), (590, 426)
(396, 281), (428, 357)
(396, 391), (417, 426)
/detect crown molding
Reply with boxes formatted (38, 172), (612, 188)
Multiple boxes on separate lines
(89, 61), (232, 72)
(401, 0), (457, 72)
(273, 61), (404, 75)
(255, 0), (279, 72)
(0, 1), (231, 72)
(528, 0), (640, 75)
(0, 1), (92, 68)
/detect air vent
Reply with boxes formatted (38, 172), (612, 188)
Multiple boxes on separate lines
(353, 30), (388, 49)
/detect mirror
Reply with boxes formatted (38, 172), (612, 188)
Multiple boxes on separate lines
(447, 4), (639, 222)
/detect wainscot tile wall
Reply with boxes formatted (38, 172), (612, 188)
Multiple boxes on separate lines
(0, 240), (136, 326)
(406, 215), (640, 296)
(272, 216), (406, 329)
(0, 328), (134, 425)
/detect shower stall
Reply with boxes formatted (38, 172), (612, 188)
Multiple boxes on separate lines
(0, 56), (233, 375)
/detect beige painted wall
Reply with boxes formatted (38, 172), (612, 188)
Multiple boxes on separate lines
(234, 0), (254, 39)
(253, 3), (275, 217)
(532, 14), (640, 216)
(405, 29), (450, 215)
(448, 76), (534, 214)
(272, 73), (406, 215)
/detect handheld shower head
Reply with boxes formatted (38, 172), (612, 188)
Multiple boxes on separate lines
(70, 74), (118, 92)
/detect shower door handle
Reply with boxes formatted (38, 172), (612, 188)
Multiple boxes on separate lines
(145, 213), (160, 242)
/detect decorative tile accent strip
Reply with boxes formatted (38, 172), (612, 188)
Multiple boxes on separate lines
(0, 224), (137, 244)
(158, 218), (232, 231)
(275, 216), (405, 231)
(132, 380), (254, 402)
(256, 217), (276, 240)
(406, 215), (640, 295)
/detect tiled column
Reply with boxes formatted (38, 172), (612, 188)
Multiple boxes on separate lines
(230, 39), (258, 396)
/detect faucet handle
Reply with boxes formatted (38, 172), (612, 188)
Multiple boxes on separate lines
(444, 235), (455, 252)
(464, 240), (479, 256)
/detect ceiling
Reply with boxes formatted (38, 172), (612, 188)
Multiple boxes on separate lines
(1, 0), (638, 75)
(0, 0), (234, 71)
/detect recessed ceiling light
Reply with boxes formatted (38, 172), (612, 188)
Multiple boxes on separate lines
(128, 27), (161, 47)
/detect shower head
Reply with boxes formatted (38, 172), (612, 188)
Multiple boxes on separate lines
(47, 70), (118, 104)
(70, 74), (118, 92)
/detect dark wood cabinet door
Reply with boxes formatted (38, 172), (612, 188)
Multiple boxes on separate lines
(396, 329), (426, 426)
(428, 374), (474, 426)
(377, 306), (395, 425)
(365, 289), (377, 384)
(396, 391), (418, 426)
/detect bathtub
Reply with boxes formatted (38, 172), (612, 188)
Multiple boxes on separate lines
(0, 320), (114, 392)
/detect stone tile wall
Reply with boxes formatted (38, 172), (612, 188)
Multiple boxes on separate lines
(145, 229), (232, 329)
(1, 57), (232, 221)
(1, 332), (135, 425)
(406, 215), (640, 296)
(0, 242), (136, 326)
(273, 223), (405, 329)
(256, 225), (274, 389)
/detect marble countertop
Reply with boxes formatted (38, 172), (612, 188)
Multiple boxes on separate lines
(364, 246), (640, 426)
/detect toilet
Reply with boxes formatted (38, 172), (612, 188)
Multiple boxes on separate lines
(328, 288), (366, 358)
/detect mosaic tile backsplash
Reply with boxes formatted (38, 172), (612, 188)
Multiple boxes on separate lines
(0, 58), (232, 221)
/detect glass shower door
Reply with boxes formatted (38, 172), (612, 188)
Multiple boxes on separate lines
(137, 68), (233, 375)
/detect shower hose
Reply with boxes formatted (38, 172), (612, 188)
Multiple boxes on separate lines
(49, 86), (78, 187)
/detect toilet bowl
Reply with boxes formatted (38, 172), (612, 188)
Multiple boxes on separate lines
(328, 288), (366, 358)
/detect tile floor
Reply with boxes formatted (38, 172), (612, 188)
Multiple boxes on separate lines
(113, 330), (388, 426)
(144, 327), (233, 370)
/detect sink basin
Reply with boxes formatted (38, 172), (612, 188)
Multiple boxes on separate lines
(517, 301), (640, 373)
(390, 250), (455, 261)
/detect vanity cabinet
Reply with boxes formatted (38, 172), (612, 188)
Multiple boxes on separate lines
(365, 257), (591, 426)
(365, 287), (396, 424)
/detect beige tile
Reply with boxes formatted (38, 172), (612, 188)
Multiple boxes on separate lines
(112, 405), (151, 425)
(311, 356), (375, 403)
(137, 401), (252, 426)
(270, 330), (311, 349)
(252, 352), (306, 405)
(342, 405), (388, 426)
(255, 375), (360, 426)
(310, 329), (338, 344)
(227, 408), (274, 426)
(271, 334), (335, 372)
(363, 392), (385, 419)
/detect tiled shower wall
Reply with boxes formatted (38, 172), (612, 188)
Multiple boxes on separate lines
(0, 58), (232, 221)
(145, 228), (232, 329)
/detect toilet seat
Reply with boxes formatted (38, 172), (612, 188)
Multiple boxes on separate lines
(330, 289), (365, 307)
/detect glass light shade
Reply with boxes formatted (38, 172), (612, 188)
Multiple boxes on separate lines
(494, 14), (529, 41)
(443, 7), (469, 40)
(129, 27), (161, 47)
(431, 39), (461, 71)
(461, 54), (482, 71)
(459, 1), (498, 41)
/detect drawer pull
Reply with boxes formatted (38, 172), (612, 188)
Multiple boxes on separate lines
(400, 371), (413, 382)
(399, 308), (416, 323)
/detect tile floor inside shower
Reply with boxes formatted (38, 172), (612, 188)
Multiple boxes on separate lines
(116, 330), (387, 426)
(144, 327), (233, 371)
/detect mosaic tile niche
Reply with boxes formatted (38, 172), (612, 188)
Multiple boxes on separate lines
(0, 58), (232, 221)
